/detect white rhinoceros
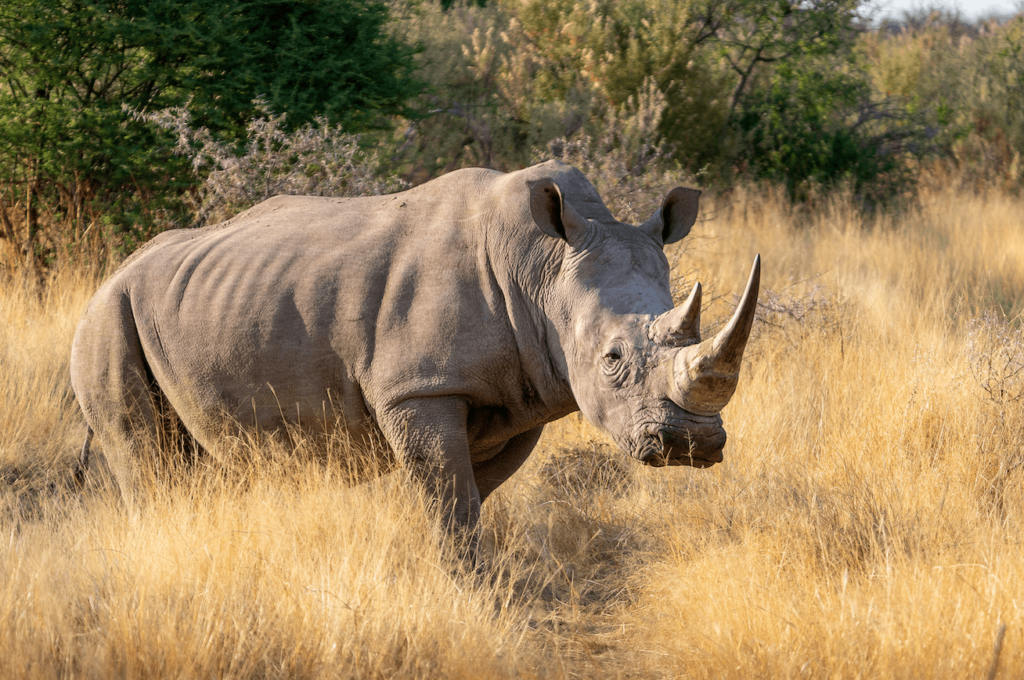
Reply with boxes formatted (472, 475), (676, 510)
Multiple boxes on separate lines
(71, 159), (759, 538)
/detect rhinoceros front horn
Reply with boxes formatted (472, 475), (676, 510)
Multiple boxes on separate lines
(666, 255), (760, 416)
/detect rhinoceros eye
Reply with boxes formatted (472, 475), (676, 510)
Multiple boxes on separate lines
(601, 346), (629, 384)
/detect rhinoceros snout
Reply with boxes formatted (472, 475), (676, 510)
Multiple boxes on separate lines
(662, 429), (725, 468)
(634, 421), (726, 468)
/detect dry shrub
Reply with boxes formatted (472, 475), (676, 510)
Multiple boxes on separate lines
(965, 311), (1024, 407)
(135, 101), (406, 226)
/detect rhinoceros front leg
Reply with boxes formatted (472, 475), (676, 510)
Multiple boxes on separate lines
(377, 397), (481, 554)
(474, 426), (544, 502)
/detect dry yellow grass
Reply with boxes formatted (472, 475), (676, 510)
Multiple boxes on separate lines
(1, 181), (1022, 678)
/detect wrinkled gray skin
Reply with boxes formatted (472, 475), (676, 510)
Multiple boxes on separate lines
(71, 160), (759, 545)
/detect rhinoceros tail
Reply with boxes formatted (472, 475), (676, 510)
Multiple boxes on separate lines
(73, 427), (94, 487)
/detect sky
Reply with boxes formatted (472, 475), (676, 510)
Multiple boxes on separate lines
(876, 0), (1023, 21)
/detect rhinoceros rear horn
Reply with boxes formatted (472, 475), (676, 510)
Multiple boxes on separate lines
(667, 255), (760, 415)
(528, 178), (590, 246)
(649, 281), (702, 347)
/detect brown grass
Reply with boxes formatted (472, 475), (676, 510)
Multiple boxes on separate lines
(1, 180), (1022, 678)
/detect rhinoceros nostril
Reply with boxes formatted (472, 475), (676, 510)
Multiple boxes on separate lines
(636, 433), (665, 464)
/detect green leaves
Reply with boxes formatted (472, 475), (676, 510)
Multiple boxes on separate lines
(0, 0), (423, 267)
(182, 0), (425, 136)
(736, 54), (923, 205)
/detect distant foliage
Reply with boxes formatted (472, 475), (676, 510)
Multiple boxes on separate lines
(510, 0), (733, 169)
(392, 0), (938, 203)
(862, 11), (1024, 192)
(390, 0), (733, 180)
(4, 0), (1024, 269)
(708, 1), (928, 205)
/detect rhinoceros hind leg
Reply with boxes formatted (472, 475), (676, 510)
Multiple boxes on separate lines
(87, 390), (163, 506)
(71, 292), (165, 505)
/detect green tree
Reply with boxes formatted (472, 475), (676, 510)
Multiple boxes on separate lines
(691, 0), (860, 109)
(736, 58), (915, 202)
(699, 0), (931, 203)
(0, 0), (422, 268)
(182, 0), (424, 135)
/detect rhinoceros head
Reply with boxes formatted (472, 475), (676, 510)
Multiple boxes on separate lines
(527, 174), (759, 468)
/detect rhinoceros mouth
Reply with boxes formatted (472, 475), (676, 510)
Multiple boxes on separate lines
(632, 412), (726, 468)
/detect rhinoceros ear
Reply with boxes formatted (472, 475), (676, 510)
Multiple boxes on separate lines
(528, 178), (591, 246)
(641, 187), (701, 245)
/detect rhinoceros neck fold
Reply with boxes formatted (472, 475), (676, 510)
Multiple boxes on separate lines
(482, 224), (578, 418)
